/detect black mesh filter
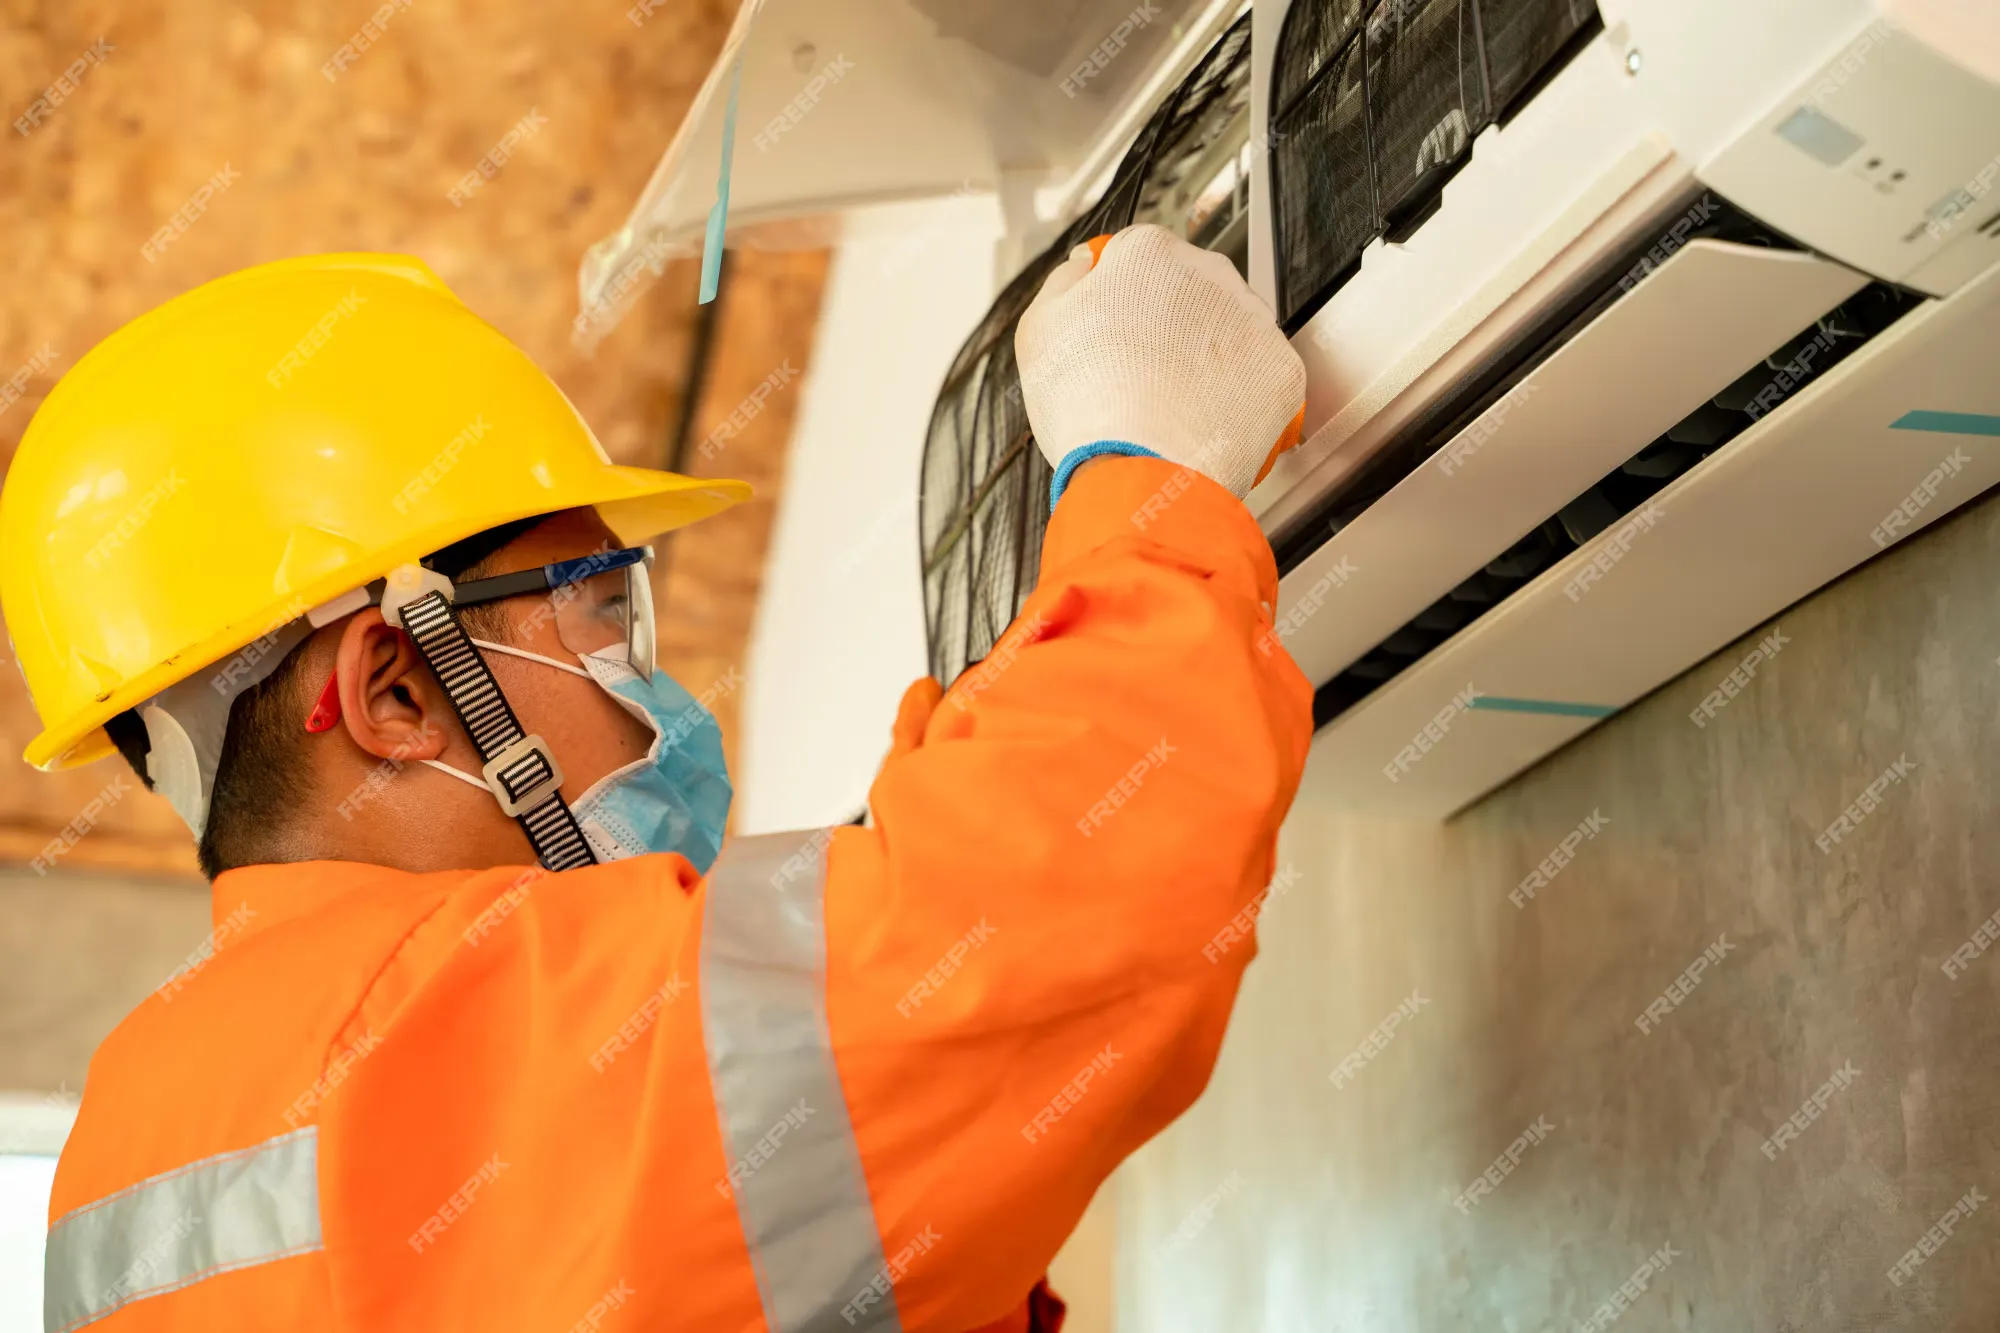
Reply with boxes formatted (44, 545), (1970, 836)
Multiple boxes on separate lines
(1138, 23), (1255, 254)
(1271, 0), (1603, 329)
(1273, 41), (1374, 323)
(1480, 0), (1596, 116)
(1271, 0), (1367, 114)
(920, 13), (1254, 686)
(1365, 0), (1485, 229)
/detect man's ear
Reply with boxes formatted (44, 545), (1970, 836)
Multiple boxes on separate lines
(336, 610), (452, 763)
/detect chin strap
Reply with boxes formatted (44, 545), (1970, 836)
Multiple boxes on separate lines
(395, 589), (599, 873)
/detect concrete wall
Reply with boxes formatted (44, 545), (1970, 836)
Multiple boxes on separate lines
(1114, 487), (2000, 1331)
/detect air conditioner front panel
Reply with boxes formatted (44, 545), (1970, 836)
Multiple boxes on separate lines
(1692, 19), (2000, 291)
(1905, 211), (2000, 296)
(1251, 20), (1662, 531)
(1308, 251), (2000, 818)
(1593, 0), (1880, 162)
(1272, 237), (1871, 690)
(1253, 0), (2000, 538)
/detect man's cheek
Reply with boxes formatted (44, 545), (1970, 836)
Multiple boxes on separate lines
(549, 663), (656, 776)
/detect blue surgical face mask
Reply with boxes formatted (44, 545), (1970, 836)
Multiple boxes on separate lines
(423, 640), (732, 872)
(567, 648), (733, 872)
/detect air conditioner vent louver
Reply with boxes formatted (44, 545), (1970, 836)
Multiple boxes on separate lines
(919, 13), (1254, 686)
(1310, 518), (1568, 725)
(1271, 195), (1811, 572)
(1271, 0), (1603, 331)
(1552, 282), (1922, 544)
(1306, 274), (1924, 729)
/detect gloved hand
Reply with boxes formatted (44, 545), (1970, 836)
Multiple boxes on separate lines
(1014, 223), (1307, 506)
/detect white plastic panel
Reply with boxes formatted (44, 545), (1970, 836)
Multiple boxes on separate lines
(1594, 0), (1879, 167)
(1904, 209), (2000, 295)
(1272, 238), (1870, 690)
(1886, 0), (2000, 87)
(1246, 0), (1284, 311)
(1308, 252), (2000, 818)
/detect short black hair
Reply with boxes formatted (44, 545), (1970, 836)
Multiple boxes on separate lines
(107, 517), (547, 879)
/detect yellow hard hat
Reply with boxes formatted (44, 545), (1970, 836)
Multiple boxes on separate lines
(1, 253), (749, 772)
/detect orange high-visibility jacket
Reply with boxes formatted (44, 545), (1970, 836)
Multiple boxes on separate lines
(45, 458), (1313, 1333)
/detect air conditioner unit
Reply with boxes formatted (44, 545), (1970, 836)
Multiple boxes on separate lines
(916, 0), (2000, 818)
(598, 0), (2000, 823)
(1247, 0), (2000, 816)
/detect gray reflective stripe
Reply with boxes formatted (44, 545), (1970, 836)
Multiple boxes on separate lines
(43, 1126), (321, 1333)
(700, 829), (902, 1333)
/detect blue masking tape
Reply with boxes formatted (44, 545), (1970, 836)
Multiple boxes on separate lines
(700, 51), (746, 306)
(1468, 696), (1616, 719)
(1890, 410), (2000, 438)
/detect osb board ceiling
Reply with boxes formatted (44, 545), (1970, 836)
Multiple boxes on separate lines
(0, 1), (828, 878)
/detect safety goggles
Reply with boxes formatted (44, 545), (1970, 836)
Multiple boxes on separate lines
(305, 545), (656, 733)
(446, 544), (657, 680)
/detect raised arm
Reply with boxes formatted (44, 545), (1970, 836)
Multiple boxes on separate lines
(818, 225), (1315, 1329)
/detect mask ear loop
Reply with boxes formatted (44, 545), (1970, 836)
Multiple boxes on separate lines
(420, 757), (493, 791)
(468, 637), (594, 679)
(417, 638), (596, 788)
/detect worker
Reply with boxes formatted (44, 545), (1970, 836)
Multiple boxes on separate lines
(1, 224), (1311, 1332)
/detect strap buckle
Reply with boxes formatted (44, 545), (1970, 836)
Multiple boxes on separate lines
(378, 563), (456, 630)
(480, 735), (564, 817)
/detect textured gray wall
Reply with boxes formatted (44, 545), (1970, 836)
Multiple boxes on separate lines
(1117, 491), (2000, 1332)
(0, 868), (209, 1095)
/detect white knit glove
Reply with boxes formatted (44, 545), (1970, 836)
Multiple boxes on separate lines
(1014, 223), (1306, 503)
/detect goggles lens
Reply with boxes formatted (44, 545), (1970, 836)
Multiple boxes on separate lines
(552, 547), (655, 680)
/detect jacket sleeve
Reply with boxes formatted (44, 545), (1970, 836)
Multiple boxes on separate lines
(821, 455), (1314, 1329)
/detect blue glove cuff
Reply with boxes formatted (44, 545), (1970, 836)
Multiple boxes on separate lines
(1048, 441), (1163, 511)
